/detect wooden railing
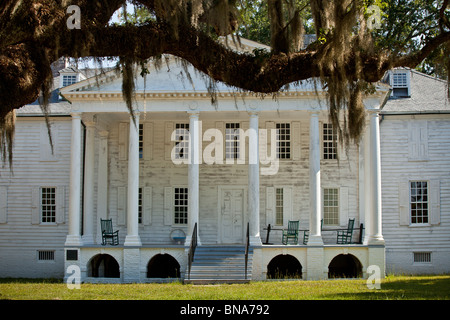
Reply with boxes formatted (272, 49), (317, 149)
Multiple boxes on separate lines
(187, 223), (197, 280)
(244, 222), (249, 280)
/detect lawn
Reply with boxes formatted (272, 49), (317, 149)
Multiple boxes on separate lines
(0, 274), (449, 300)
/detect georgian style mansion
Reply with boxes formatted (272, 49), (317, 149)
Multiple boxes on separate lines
(0, 39), (448, 283)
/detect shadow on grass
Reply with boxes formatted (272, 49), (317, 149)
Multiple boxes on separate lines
(0, 278), (63, 284)
(321, 275), (450, 300)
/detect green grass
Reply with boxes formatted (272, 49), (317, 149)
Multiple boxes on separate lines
(0, 275), (449, 300)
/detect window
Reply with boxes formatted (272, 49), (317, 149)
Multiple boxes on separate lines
(174, 123), (189, 160)
(323, 123), (337, 160)
(138, 188), (143, 224)
(276, 123), (291, 159)
(139, 124), (144, 159)
(275, 188), (284, 226)
(410, 181), (428, 224)
(323, 188), (339, 225)
(392, 72), (408, 88)
(226, 123), (240, 160)
(392, 72), (410, 97)
(174, 188), (188, 225)
(413, 252), (431, 263)
(38, 250), (55, 261)
(41, 187), (56, 223)
(62, 75), (77, 87)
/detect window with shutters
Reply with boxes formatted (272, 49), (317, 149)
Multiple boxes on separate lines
(276, 123), (291, 159)
(410, 181), (428, 224)
(323, 188), (339, 225)
(41, 187), (56, 223)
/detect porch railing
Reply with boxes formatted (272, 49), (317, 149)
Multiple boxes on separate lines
(187, 223), (197, 280)
(245, 222), (249, 280)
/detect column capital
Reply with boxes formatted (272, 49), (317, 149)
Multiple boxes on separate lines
(248, 111), (259, 117)
(187, 111), (200, 118)
(70, 112), (82, 119)
(367, 108), (381, 115)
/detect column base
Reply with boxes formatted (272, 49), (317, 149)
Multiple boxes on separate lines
(306, 235), (324, 246)
(65, 235), (83, 247)
(364, 235), (385, 246)
(124, 235), (142, 247)
(249, 236), (262, 246)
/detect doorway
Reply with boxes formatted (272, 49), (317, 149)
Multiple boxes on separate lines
(219, 187), (246, 244)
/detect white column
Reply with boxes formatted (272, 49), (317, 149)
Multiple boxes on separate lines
(82, 121), (95, 244)
(65, 113), (83, 246)
(186, 112), (201, 245)
(363, 120), (372, 245)
(248, 112), (262, 246)
(124, 112), (142, 246)
(367, 110), (384, 245)
(308, 112), (323, 245)
(96, 130), (109, 244)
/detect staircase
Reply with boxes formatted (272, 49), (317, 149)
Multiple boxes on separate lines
(184, 245), (253, 284)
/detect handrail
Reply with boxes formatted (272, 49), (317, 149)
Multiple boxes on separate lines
(187, 223), (197, 280)
(244, 222), (249, 280)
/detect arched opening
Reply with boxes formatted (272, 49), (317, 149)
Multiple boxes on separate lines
(147, 254), (180, 278)
(267, 254), (302, 279)
(88, 254), (120, 278)
(328, 254), (363, 278)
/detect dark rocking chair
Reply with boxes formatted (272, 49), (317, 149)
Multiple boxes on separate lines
(282, 220), (299, 245)
(337, 218), (355, 244)
(100, 218), (119, 246)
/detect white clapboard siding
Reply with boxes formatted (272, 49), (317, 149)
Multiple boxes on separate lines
(381, 116), (450, 256)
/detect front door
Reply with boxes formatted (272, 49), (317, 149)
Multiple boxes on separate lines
(220, 188), (245, 244)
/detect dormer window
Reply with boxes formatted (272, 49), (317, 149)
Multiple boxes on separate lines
(391, 71), (410, 98)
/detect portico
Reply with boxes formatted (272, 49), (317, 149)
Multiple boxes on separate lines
(60, 48), (387, 282)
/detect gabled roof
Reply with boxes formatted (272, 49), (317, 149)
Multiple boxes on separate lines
(382, 69), (449, 113)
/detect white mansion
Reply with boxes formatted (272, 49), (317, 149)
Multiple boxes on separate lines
(0, 38), (448, 282)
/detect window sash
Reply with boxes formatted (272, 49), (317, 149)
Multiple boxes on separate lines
(174, 187), (188, 225)
(174, 123), (189, 160)
(410, 181), (428, 224)
(323, 123), (337, 160)
(393, 73), (408, 88)
(41, 187), (56, 223)
(323, 188), (339, 225)
(275, 188), (284, 226)
(138, 124), (144, 159)
(276, 123), (291, 159)
(225, 123), (240, 159)
(62, 75), (77, 87)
